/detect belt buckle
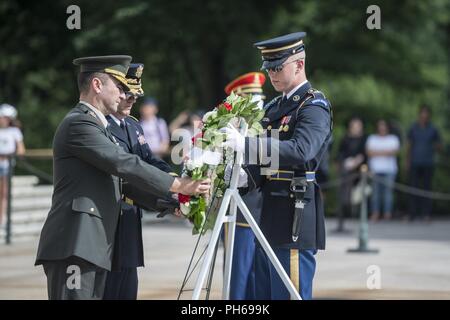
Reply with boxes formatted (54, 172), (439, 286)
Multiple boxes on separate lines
(124, 197), (134, 205)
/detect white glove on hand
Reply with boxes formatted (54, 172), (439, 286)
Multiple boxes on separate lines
(221, 124), (245, 153)
(224, 163), (248, 188)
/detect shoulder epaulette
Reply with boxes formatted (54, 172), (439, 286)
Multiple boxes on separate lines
(127, 115), (139, 123)
(304, 88), (329, 108)
(301, 88), (333, 131)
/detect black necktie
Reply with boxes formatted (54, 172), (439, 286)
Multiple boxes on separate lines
(120, 120), (127, 132)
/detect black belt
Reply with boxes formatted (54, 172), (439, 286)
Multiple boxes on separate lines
(267, 170), (316, 182)
(122, 196), (134, 205)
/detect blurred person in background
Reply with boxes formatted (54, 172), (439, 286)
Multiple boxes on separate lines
(336, 117), (367, 219)
(169, 110), (204, 159)
(139, 97), (170, 158)
(366, 119), (400, 222)
(0, 103), (26, 226)
(406, 105), (442, 222)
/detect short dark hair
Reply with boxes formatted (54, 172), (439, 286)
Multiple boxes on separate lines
(142, 97), (158, 106)
(419, 104), (431, 115)
(346, 116), (364, 129)
(77, 72), (109, 93)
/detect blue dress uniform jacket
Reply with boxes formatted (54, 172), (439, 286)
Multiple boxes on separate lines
(244, 81), (332, 250)
(103, 115), (175, 299)
(106, 115), (173, 270)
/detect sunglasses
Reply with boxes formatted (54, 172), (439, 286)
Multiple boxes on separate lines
(125, 92), (139, 101)
(265, 60), (298, 73)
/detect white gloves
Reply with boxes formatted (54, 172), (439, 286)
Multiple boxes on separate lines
(224, 163), (248, 188)
(221, 124), (245, 153)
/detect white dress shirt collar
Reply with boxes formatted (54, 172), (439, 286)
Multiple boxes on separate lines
(284, 80), (309, 100)
(108, 114), (123, 127)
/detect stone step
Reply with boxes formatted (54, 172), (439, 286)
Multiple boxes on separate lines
(0, 222), (43, 239)
(12, 185), (53, 198)
(12, 197), (52, 212)
(10, 209), (48, 224)
(0, 233), (39, 244)
(11, 176), (39, 187)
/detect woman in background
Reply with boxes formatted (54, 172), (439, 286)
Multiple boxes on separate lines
(0, 104), (25, 226)
(366, 119), (400, 222)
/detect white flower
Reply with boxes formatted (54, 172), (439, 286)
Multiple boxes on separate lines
(202, 110), (217, 123)
(229, 117), (240, 128)
(180, 203), (191, 216)
(185, 158), (203, 171)
(186, 147), (205, 168)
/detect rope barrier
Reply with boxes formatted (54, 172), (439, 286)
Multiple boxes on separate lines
(318, 169), (450, 201)
(369, 173), (450, 201)
(320, 172), (360, 190)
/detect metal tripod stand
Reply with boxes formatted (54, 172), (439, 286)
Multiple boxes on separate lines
(189, 124), (302, 300)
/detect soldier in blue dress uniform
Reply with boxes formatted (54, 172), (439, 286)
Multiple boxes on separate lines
(223, 72), (266, 300)
(103, 63), (178, 299)
(223, 32), (333, 299)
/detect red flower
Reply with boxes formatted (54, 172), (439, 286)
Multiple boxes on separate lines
(191, 131), (204, 144)
(178, 193), (191, 204)
(223, 102), (233, 111)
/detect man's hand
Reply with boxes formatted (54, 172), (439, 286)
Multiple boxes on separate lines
(221, 124), (245, 153)
(170, 176), (211, 195)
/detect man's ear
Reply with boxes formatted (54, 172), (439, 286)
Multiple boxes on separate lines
(295, 60), (304, 74)
(92, 77), (103, 94)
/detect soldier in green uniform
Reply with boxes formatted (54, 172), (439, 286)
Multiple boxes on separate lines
(35, 55), (210, 300)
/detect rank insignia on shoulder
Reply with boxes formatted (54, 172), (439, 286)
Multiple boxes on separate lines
(293, 95), (300, 102)
(310, 98), (328, 107)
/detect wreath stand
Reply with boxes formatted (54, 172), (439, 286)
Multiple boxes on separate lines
(190, 123), (302, 300)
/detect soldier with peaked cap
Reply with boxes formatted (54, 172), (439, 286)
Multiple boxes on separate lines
(223, 72), (266, 300)
(35, 55), (210, 300)
(103, 63), (179, 300)
(223, 32), (333, 299)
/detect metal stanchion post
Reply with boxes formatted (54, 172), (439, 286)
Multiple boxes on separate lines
(333, 194), (352, 234)
(348, 165), (378, 253)
(5, 156), (15, 245)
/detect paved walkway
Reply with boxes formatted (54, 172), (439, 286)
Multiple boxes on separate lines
(1, 218), (449, 299)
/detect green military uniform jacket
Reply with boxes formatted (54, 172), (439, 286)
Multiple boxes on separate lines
(35, 103), (175, 270)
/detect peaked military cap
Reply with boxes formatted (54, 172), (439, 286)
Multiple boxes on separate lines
(225, 72), (266, 98)
(254, 32), (306, 70)
(73, 55), (132, 90)
(126, 63), (145, 97)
